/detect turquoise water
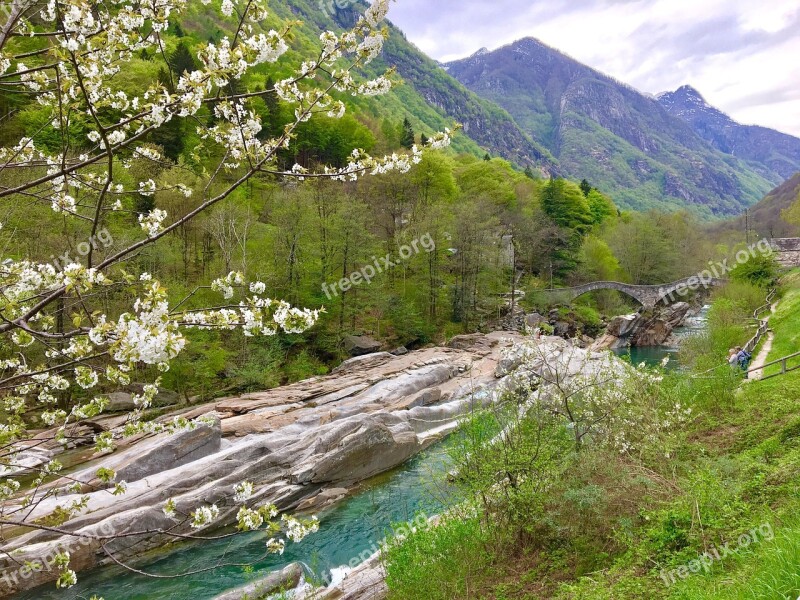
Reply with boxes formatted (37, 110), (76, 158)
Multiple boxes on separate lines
(613, 305), (710, 369)
(614, 345), (680, 368)
(15, 443), (457, 600)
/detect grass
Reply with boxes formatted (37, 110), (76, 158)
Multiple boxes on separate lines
(763, 270), (800, 377)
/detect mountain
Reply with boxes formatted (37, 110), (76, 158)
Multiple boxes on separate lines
(444, 38), (779, 216)
(263, 0), (555, 172)
(713, 172), (800, 239)
(657, 85), (800, 181)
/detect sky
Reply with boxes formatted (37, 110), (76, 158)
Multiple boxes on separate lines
(387, 0), (800, 137)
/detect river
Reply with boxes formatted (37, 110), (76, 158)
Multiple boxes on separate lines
(614, 305), (710, 368)
(16, 442), (457, 600)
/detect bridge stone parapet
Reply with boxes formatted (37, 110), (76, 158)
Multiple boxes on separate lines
(538, 277), (726, 309)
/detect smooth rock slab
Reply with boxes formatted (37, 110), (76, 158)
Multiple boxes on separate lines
(212, 562), (303, 600)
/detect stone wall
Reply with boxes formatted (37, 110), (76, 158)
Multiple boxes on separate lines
(771, 238), (800, 268)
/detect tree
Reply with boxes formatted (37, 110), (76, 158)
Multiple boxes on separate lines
(586, 189), (616, 226)
(607, 213), (680, 284)
(168, 40), (197, 78)
(262, 76), (283, 137)
(524, 165), (535, 179)
(541, 179), (593, 234)
(400, 117), (415, 149)
(730, 252), (780, 288)
(580, 178), (592, 197)
(0, 0), (453, 591)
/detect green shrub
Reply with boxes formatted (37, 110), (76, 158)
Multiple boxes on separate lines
(384, 513), (494, 600)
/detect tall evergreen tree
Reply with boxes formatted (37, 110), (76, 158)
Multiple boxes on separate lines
(580, 178), (592, 197)
(263, 76), (282, 136)
(168, 41), (196, 77)
(400, 117), (415, 149)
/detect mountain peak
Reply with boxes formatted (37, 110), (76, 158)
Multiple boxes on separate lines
(658, 86), (800, 179)
(444, 42), (788, 215)
(675, 84), (704, 99)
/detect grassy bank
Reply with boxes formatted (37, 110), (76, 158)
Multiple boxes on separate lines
(383, 278), (800, 599)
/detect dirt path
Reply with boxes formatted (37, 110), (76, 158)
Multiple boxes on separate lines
(748, 331), (774, 381)
(747, 301), (779, 381)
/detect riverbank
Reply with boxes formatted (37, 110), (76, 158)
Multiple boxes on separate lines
(384, 277), (800, 599)
(1, 333), (521, 598)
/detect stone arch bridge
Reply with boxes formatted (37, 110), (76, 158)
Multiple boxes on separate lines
(537, 277), (727, 309)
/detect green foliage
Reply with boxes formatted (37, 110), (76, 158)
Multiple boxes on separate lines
(384, 514), (494, 600)
(578, 236), (623, 281)
(400, 117), (415, 149)
(541, 178), (594, 233)
(729, 252), (780, 288)
(586, 189), (617, 225)
(168, 40), (197, 77)
(289, 115), (376, 168)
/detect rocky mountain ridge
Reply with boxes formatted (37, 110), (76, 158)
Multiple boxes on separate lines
(658, 85), (800, 181)
(444, 37), (782, 215)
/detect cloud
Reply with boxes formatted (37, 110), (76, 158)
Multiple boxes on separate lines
(387, 0), (800, 137)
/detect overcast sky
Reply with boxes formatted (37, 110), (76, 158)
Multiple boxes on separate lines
(387, 0), (800, 137)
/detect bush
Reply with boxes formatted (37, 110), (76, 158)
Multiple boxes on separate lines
(729, 253), (780, 288)
(384, 513), (494, 600)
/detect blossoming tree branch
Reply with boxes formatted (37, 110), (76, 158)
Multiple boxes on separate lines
(0, 0), (452, 591)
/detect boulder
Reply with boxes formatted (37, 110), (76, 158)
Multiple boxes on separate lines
(553, 321), (572, 337)
(213, 563), (304, 600)
(343, 335), (382, 357)
(0, 446), (53, 477)
(390, 346), (409, 356)
(115, 417), (222, 483)
(591, 334), (627, 351)
(106, 386), (181, 412)
(294, 418), (420, 484)
(525, 313), (544, 328)
(663, 302), (691, 328)
(630, 319), (672, 347)
(332, 352), (393, 374)
(107, 391), (135, 412)
(65, 416), (223, 487)
(605, 314), (644, 338)
(448, 334), (495, 352)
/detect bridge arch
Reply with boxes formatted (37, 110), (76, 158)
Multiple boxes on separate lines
(538, 277), (726, 309)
